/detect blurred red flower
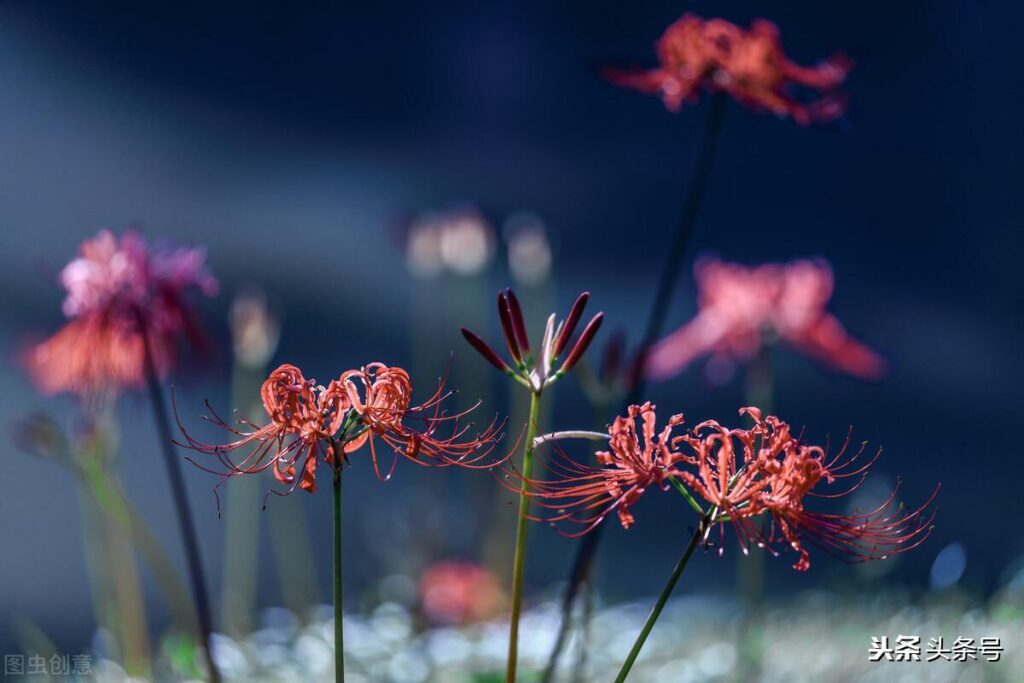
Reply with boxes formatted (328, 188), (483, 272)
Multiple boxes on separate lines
(25, 229), (217, 398)
(418, 561), (504, 625)
(607, 13), (851, 124)
(646, 258), (886, 382)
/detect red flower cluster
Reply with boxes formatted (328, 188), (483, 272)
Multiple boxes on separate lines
(646, 258), (886, 382)
(607, 13), (851, 124)
(523, 404), (936, 571)
(523, 403), (686, 535)
(26, 230), (217, 398)
(176, 362), (504, 496)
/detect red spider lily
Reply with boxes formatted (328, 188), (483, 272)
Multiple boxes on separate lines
(25, 230), (217, 398)
(606, 13), (851, 125)
(646, 258), (886, 382)
(339, 362), (506, 480)
(508, 403), (689, 536)
(677, 407), (938, 571)
(175, 364), (350, 496)
(176, 362), (505, 498)
(521, 404), (937, 571)
(461, 288), (604, 392)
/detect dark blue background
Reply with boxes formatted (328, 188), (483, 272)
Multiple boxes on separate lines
(0, 0), (1019, 653)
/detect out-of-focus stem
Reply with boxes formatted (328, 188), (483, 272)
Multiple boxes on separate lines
(572, 567), (595, 683)
(267, 497), (321, 619)
(737, 342), (773, 680)
(76, 421), (151, 678)
(541, 402), (610, 683)
(77, 479), (117, 658)
(506, 390), (542, 683)
(81, 458), (196, 632)
(746, 342), (774, 414)
(613, 516), (710, 683)
(221, 361), (265, 636)
(548, 90), (727, 680)
(106, 503), (151, 678)
(451, 271), (494, 557)
(333, 466), (345, 683)
(140, 328), (220, 683)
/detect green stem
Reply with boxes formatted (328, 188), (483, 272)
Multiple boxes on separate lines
(613, 517), (708, 683)
(506, 391), (543, 683)
(333, 466), (345, 683)
(82, 460), (197, 632)
(668, 476), (705, 516)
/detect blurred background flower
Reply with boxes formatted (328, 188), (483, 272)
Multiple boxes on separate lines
(605, 13), (851, 124)
(647, 257), (886, 384)
(418, 561), (504, 626)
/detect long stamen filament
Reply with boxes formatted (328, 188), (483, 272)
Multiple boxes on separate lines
(532, 430), (610, 450)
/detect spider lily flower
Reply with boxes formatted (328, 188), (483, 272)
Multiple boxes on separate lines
(646, 258), (886, 382)
(461, 289), (604, 393)
(339, 363), (506, 479)
(676, 407), (938, 571)
(509, 402), (690, 536)
(521, 404), (937, 571)
(175, 364), (349, 495)
(606, 13), (851, 125)
(25, 230), (217, 399)
(176, 362), (505, 497)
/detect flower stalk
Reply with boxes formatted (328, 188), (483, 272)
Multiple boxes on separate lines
(546, 91), (726, 681)
(333, 456), (345, 683)
(613, 514), (711, 683)
(140, 327), (220, 683)
(506, 390), (542, 683)
(460, 288), (603, 683)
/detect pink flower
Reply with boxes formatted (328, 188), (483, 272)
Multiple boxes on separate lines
(646, 258), (885, 382)
(60, 229), (217, 329)
(25, 230), (217, 397)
